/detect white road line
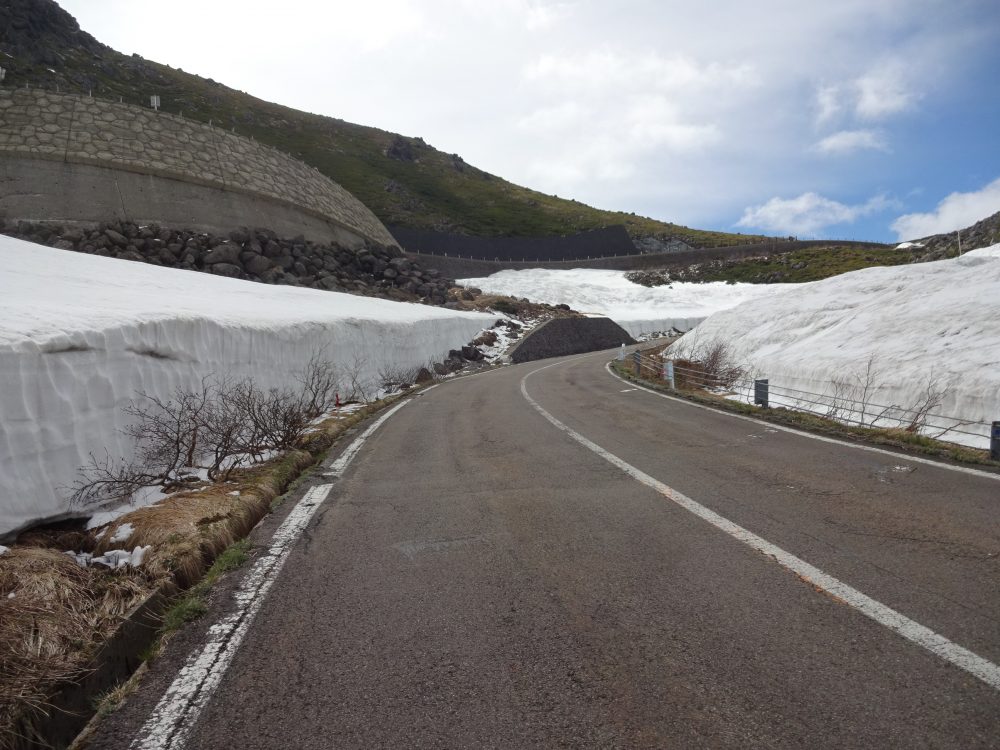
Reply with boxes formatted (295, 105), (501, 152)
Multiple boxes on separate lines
(132, 400), (410, 750)
(604, 361), (1000, 482)
(522, 363), (1000, 691)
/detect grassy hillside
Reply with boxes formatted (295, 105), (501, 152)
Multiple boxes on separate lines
(628, 245), (919, 286)
(0, 0), (765, 246)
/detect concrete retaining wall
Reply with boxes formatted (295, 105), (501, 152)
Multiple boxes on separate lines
(0, 89), (395, 247)
(1, 158), (370, 249)
(510, 317), (636, 363)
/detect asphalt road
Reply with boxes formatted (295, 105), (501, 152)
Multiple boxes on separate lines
(92, 349), (1000, 749)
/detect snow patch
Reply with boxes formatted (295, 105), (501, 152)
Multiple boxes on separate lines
(458, 268), (790, 337)
(65, 545), (151, 569)
(108, 522), (134, 545)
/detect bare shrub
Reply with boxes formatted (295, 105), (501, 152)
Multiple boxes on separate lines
(673, 339), (747, 391)
(70, 349), (340, 506)
(904, 376), (945, 433)
(69, 451), (158, 508)
(199, 376), (253, 480)
(295, 350), (341, 419)
(343, 354), (373, 402)
(122, 378), (212, 480)
(852, 354), (883, 427)
(377, 362), (420, 391)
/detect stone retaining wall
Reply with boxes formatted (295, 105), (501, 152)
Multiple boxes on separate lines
(0, 88), (396, 246)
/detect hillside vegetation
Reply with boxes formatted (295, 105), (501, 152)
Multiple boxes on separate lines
(627, 211), (1000, 286)
(0, 0), (765, 246)
(628, 245), (920, 286)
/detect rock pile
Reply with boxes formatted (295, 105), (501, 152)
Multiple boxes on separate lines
(0, 220), (456, 306)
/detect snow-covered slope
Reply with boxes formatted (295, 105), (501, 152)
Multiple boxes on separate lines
(457, 268), (790, 337)
(669, 245), (1000, 447)
(0, 236), (496, 538)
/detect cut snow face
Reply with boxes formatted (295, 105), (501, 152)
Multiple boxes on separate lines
(457, 268), (790, 337)
(669, 245), (1000, 448)
(0, 235), (496, 539)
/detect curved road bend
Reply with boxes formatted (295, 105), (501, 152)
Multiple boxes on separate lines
(95, 348), (1000, 749)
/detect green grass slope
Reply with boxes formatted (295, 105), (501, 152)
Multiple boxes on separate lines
(0, 0), (766, 246)
(628, 245), (917, 286)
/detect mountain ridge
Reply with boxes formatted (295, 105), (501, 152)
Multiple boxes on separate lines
(0, 0), (766, 247)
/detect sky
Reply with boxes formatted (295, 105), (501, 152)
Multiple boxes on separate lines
(56, 0), (1000, 242)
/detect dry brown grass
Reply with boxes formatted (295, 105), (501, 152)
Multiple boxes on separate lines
(0, 548), (153, 747)
(0, 395), (399, 748)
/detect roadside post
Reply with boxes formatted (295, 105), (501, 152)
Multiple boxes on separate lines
(663, 360), (675, 390)
(754, 379), (769, 408)
(618, 344), (625, 361)
(991, 421), (1000, 461)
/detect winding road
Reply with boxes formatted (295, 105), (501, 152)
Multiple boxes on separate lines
(93, 347), (1000, 749)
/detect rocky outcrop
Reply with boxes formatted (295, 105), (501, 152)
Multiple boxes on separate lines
(509, 317), (635, 363)
(0, 220), (455, 305)
(0, 0), (104, 65)
(632, 236), (694, 254)
(910, 210), (1000, 262)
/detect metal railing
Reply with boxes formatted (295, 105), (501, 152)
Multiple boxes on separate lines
(621, 350), (1000, 455)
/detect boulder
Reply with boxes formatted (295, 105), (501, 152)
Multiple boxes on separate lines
(245, 254), (273, 276)
(209, 263), (243, 278)
(104, 229), (128, 247)
(461, 345), (484, 361)
(203, 243), (241, 265)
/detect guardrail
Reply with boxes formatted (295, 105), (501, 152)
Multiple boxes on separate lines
(621, 349), (1000, 457)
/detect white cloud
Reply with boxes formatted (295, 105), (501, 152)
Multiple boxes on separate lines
(815, 129), (889, 155)
(855, 63), (917, 120)
(738, 193), (895, 237)
(815, 84), (842, 126)
(891, 177), (1000, 240)
(524, 1), (571, 30)
(54, 0), (996, 234)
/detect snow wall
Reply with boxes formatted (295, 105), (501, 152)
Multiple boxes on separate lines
(0, 237), (496, 539)
(668, 246), (1000, 448)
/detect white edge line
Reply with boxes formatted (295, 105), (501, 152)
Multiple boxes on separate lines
(604, 361), (1000, 482)
(522, 363), (1000, 692)
(132, 399), (410, 750)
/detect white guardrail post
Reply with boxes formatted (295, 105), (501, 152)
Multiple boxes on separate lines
(663, 360), (675, 390)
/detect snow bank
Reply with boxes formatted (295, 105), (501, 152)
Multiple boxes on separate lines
(670, 246), (1000, 448)
(457, 268), (790, 337)
(0, 236), (495, 538)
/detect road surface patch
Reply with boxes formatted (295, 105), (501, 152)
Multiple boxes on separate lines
(523, 362), (1000, 692)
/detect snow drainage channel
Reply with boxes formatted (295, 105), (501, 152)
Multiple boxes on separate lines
(129, 400), (409, 750)
(521, 361), (1000, 692)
